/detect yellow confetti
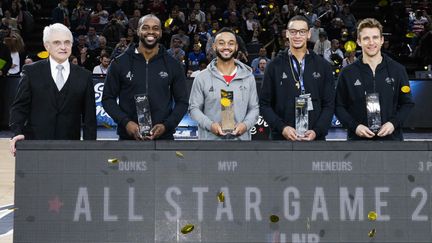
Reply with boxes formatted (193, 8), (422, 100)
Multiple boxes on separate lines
(368, 228), (376, 238)
(175, 151), (184, 158)
(406, 32), (415, 38)
(107, 158), (119, 164)
(212, 29), (217, 34)
(368, 211), (377, 221)
(220, 98), (231, 107)
(37, 51), (49, 59)
(217, 191), (225, 203)
(269, 215), (279, 223)
(269, 4), (274, 9)
(335, 69), (340, 74)
(218, 18), (222, 22)
(8, 207), (18, 211)
(401, 86), (410, 93)
(181, 224), (194, 234)
(164, 18), (173, 28)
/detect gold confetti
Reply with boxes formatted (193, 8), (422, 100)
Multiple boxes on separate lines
(8, 207), (18, 211)
(401, 86), (410, 93)
(217, 191), (225, 203)
(405, 32), (415, 38)
(37, 51), (49, 59)
(269, 4), (274, 9)
(220, 98), (231, 107)
(212, 29), (217, 34)
(181, 224), (194, 234)
(175, 151), (184, 158)
(164, 18), (173, 28)
(335, 69), (340, 74)
(269, 214), (279, 223)
(107, 158), (119, 164)
(368, 228), (376, 238)
(368, 211), (377, 221)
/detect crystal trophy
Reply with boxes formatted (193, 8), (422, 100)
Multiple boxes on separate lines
(220, 89), (235, 133)
(366, 92), (381, 133)
(295, 97), (308, 137)
(135, 94), (152, 136)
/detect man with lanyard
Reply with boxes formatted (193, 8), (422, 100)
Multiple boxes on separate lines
(260, 15), (335, 141)
(102, 14), (188, 140)
(335, 18), (414, 140)
(189, 27), (259, 140)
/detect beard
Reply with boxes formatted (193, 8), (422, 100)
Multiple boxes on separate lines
(215, 48), (238, 62)
(140, 35), (160, 49)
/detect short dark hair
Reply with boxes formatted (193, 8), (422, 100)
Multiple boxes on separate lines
(287, 15), (310, 30)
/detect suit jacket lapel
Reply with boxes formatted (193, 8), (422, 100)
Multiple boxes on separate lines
(43, 59), (59, 110)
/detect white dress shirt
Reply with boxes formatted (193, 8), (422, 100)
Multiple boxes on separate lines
(49, 56), (70, 87)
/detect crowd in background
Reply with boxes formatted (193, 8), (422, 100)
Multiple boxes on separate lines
(0, 0), (430, 77)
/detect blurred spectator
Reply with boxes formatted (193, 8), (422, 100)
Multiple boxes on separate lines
(126, 27), (137, 44)
(251, 47), (270, 72)
(342, 50), (357, 67)
(69, 55), (78, 65)
(324, 39), (344, 64)
(188, 60), (208, 78)
(188, 43), (205, 71)
(309, 19), (324, 45)
(187, 11), (199, 36)
(70, 0), (89, 36)
(91, 35), (113, 60)
(72, 34), (88, 57)
(327, 17), (344, 41)
(114, 9), (128, 28)
(313, 31), (331, 56)
(167, 37), (185, 64)
(110, 36), (128, 58)
(89, 2), (109, 30)
(253, 57), (267, 78)
(86, 26), (99, 51)
(2, 10), (18, 32)
(92, 52), (110, 75)
(9, 1), (23, 31)
(193, 2), (206, 23)
(128, 9), (141, 33)
(410, 9), (429, 37)
(303, 3), (318, 27)
(170, 26), (190, 52)
(318, 1), (337, 28)
(52, 0), (70, 27)
(111, 0), (128, 15)
(78, 46), (93, 70)
(147, 0), (166, 20)
(4, 32), (25, 75)
(338, 4), (356, 33)
(103, 16), (126, 47)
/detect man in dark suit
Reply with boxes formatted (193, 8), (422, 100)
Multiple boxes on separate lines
(9, 23), (96, 156)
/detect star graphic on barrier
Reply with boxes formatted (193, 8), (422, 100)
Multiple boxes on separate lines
(48, 196), (64, 213)
(259, 127), (264, 133)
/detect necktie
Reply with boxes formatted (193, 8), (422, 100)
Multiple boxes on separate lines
(56, 64), (65, 91)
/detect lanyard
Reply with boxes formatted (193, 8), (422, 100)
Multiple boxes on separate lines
(289, 54), (306, 94)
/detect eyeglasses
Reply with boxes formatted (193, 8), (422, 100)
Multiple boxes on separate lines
(288, 29), (309, 36)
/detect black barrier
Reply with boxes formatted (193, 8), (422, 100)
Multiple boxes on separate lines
(14, 141), (432, 242)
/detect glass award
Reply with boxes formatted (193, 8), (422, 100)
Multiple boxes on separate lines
(135, 94), (152, 136)
(366, 92), (382, 133)
(295, 97), (308, 137)
(220, 89), (235, 133)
